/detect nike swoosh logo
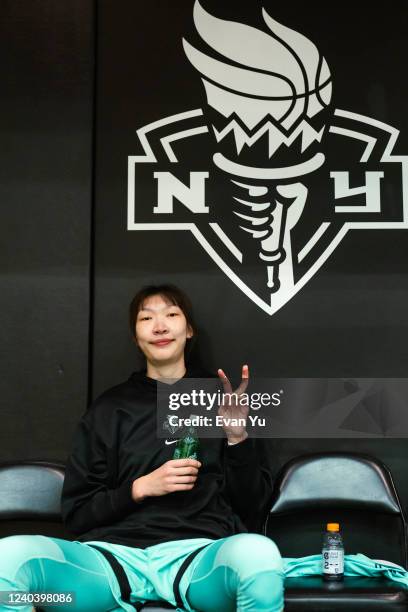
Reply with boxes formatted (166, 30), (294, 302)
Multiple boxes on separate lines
(165, 439), (180, 445)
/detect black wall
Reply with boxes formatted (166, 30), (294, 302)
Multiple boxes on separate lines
(0, 1), (94, 459)
(93, 1), (408, 507)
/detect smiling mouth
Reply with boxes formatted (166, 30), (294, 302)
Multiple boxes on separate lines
(152, 340), (174, 347)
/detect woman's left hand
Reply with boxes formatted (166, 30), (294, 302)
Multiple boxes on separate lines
(217, 365), (249, 444)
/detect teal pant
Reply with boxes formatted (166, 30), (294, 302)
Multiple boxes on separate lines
(0, 534), (284, 612)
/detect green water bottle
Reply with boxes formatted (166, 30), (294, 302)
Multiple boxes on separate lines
(173, 424), (200, 460)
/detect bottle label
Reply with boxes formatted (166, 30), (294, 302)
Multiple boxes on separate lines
(173, 441), (199, 460)
(322, 549), (344, 575)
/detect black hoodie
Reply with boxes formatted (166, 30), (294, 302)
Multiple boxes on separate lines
(61, 370), (274, 548)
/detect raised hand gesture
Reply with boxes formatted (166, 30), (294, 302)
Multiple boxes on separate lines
(217, 365), (249, 444)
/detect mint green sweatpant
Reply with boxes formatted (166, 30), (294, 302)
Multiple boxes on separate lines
(0, 533), (284, 612)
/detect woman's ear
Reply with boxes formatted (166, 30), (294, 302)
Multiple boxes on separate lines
(187, 325), (194, 339)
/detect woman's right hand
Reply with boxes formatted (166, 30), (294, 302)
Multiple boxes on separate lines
(131, 458), (201, 502)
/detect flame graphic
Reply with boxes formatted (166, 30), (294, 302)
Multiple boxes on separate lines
(183, 1), (332, 133)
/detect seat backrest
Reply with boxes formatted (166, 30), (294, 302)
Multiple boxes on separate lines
(0, 461), (70, 539)
(270, 453), (401, 514)
(265, 453), (407, 567)
(0, 462), (65, 519)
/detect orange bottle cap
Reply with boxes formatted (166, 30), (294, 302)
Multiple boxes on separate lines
(327, 522), (340, 531)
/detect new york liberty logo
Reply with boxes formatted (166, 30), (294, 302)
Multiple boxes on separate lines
(128, 2), (408, 315)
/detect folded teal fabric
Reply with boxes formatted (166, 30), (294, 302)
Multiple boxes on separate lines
(283, 554), (408, 586)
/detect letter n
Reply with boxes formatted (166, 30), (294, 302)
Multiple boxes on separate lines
(153, 172), (209, 213)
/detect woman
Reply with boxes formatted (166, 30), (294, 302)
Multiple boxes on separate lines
(0, 285), (283, 612)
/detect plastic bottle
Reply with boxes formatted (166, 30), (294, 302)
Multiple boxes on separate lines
(173, 422), (200, 460)
(322, 522), (344, 581)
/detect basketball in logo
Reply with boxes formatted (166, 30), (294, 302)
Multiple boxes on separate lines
(183, 1), (332, 163)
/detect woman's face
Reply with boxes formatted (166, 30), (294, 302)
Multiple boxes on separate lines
(135, 294), (193, 367)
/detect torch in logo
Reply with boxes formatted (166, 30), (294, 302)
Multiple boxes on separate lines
(183, 2), (332, 296)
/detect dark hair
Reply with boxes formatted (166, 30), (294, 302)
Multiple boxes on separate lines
(129, 284), (196, 341)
